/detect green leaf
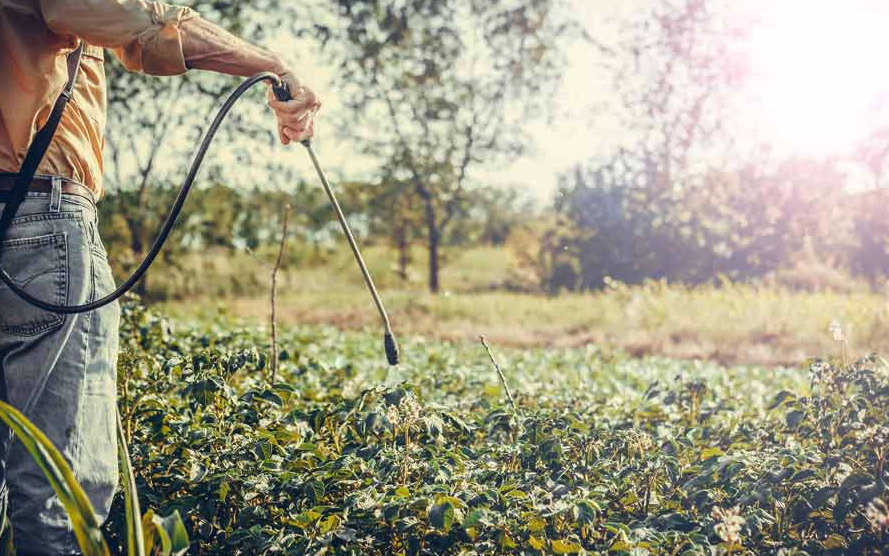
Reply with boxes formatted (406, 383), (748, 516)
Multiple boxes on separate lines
(552, 539), (582, 553)
(149, 510), (190, 556)
(700, 447), (724, 461)
(575, 500), (600, 526)
(394, 486), (411, 498)
(768, 390), (795, 409)
(256, 389), (284, 406)
(498, 531), (518, 549)
(463, 508), (486, 528)
(294, 509), (322, 529)
(823, 534), (848, 549)
(527, 515), (546, 533)
(319, 515), (342, 534)
(117, 413), (145, 556)
(428, 501), (455, 532)
(785, 410), (805, 428)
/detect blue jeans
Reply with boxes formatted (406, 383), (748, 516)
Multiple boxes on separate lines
(0, 186), (120, 555)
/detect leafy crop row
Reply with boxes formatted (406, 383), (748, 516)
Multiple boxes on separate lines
(107, 302), (889, 555)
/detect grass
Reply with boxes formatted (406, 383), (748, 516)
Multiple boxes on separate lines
(152, 245), (889, 366)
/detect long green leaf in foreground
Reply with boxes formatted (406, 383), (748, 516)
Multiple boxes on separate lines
(0, 401), (109, 556)
(117, 411), (145, 556)
(141, 509), (189, 556)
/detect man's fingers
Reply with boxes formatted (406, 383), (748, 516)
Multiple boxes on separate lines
(278, 124), (291, 145)
(269, 96), (318, 114)
(280, 118), (314, 144)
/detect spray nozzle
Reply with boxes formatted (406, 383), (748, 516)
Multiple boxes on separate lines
(384, 332), (400, 366)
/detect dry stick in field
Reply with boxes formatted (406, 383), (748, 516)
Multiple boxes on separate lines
(479, 335), (519, 414)
(270, 204), (292, 382)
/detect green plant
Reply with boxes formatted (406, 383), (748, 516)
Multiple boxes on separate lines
(0, 401), (189, 555)
(102, 300), (889, 554)
(0, 401), (110, 556)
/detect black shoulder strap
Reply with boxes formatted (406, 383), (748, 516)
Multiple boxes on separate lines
(0, 44), (84, 490)
(0, 43), (84, 237)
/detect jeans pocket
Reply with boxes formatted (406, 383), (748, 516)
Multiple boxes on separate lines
(0, 232), (68, 336)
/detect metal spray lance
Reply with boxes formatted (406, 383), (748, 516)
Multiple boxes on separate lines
(272, 80), (400, 366)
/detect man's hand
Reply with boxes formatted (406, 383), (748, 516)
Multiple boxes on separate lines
(267, 72), (321, 145)
(177, 17), (321, 144)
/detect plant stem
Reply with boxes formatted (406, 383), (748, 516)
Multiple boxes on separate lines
(479, 336), (518, 414)
(270, 204), (292, 382)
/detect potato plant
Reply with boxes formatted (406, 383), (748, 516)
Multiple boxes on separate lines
(105, 301), (889, 555)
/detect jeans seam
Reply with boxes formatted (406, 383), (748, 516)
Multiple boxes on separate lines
(64, 247), (96, 554)
(2, 212), (81, 227)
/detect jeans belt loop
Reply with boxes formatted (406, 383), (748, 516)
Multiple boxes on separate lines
(50, 176), (62, 213)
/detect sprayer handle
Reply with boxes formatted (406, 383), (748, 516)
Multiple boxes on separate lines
(272, 79), (292, 102)
(272, 79), (312, 148)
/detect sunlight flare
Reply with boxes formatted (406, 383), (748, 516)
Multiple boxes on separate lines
(744, 0), (889, 155)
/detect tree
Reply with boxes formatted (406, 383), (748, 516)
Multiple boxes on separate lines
(365, 174), (421, 282)
(321, 0), (573, 292)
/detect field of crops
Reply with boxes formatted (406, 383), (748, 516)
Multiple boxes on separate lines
(106, 302), (889, 555)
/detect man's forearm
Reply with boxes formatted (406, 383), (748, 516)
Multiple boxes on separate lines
(180, 17), (287, 78)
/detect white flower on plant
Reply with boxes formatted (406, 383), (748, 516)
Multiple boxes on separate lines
(386, 404), (401, 428)
(711, 505), (744, 544)
(399, 395), (423, 422)
(387, 394), (423, 435)
(865, 499), (889, 531)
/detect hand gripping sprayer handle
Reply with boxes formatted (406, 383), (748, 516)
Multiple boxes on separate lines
(273, 80), (400, 366)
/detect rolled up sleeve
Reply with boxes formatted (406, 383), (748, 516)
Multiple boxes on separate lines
(39, 0), (197, 75)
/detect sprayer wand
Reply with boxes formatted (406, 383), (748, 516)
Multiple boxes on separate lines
(272, 82), (399, 366)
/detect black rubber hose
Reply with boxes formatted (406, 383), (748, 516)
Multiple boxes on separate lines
(0, 72), (281, 314)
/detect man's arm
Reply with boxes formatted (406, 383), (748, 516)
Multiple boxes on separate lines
(39, 0), (318, 143)
(179, 17), (320, 144)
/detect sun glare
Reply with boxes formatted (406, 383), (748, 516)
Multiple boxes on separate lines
(744, 1), (889, 156)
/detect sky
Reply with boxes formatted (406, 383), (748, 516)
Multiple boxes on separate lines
(234, 0), (889, 201)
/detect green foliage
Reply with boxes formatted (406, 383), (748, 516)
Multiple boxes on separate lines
(0, 398), (190, 555)
(118, 412), (146, 556)
(108, 300), (889, 554)
(537, 158), (860, 292)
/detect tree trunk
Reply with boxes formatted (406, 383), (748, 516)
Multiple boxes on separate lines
(396, 223), (410, 281)
(424, 198), (440, 294)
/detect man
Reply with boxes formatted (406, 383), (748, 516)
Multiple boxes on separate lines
(0, 1), (319, 553)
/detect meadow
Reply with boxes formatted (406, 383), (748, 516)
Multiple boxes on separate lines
(157, 246), (889, 367)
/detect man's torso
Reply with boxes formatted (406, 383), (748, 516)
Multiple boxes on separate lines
(0, 0), (107, 196)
